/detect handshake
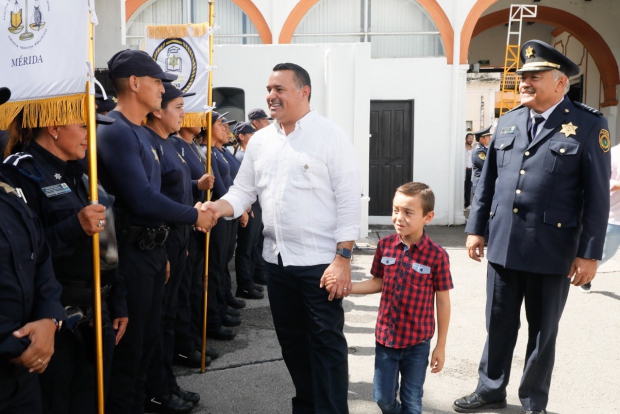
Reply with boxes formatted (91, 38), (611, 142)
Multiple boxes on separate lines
(193, 201), (222, 232)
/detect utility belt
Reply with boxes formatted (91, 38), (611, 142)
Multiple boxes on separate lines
(125, 225), (170, 250)
(60, 280), (112, 308)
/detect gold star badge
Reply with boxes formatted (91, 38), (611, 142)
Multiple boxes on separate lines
(560, 122), (578, 137)
(525, 46), (535, 59)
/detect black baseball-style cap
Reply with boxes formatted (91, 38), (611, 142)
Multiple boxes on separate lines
(211, 111), (236, 126)
(247, 108), (272, 120)
(233, 122), (256, 135)
(0, 87), (11, 106)
(162, 83), (196, 103)
(516, 40), (580, 77)
(107, 50), (178, 82)
(95, 94), (117, 113)
(96, 113), (116, 125)
(473, 125), (492, 142)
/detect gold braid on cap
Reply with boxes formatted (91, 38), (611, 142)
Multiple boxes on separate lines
(521, 61), (561, 70)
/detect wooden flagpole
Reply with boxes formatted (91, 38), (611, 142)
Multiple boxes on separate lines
(201, 0), (215, 373)
(86, 9), (105, 414)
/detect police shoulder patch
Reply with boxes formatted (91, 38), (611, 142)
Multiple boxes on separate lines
(478, 153), (486, 160)
(2, 152), (43, 182)
(574, 101), (603, 116)
(600, 129), (611, 152)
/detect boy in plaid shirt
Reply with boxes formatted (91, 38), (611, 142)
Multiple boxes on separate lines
(322, 182), (453, 414)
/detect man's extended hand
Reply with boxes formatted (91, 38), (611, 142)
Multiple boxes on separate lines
(194, 202), (218, 231)
(322, 256), (352, 301)
(568, 257), (598, 286)
(10, 319), (56, 374)
(466, 234), (485, 262)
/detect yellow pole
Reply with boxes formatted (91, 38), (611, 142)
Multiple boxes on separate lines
(86, 11), (105, 414)
(201, 0), (215, 374)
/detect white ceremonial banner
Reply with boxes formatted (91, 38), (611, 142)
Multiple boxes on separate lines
(144, 23), (211, 116)
(1, 0), (90, 101)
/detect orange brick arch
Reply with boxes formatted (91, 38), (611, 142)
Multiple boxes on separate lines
(461, 3), (619, 107)
(125, 0), (272, 44)
(278, 0), (454, 64)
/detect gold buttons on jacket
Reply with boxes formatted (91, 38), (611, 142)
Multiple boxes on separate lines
(513, 208), (519, 213)
(525, 151), (530, 156)
(557, 223), (562, 228)
(516, 189), (521, 194)
(559, 148), (566, 154)
(520, 170), (525, 175)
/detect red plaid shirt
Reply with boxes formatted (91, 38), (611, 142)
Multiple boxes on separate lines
(371, 232), (453, 349)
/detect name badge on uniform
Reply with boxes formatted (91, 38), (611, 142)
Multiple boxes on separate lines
(412, 262), (431, 274)
(501, 126), (515, 135)
(41, 183), (71, 198)
(381, 257), (396, 265)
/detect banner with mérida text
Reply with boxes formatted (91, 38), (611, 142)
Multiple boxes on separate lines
(0, 0), (90, 129)
(144, 23), (211, 127)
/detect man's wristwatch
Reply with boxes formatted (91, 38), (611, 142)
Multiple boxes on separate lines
(336, 248), (352, 259)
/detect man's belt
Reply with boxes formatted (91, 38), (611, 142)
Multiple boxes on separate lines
(60, 284), (112, 308)
(125, 225), (170, 250)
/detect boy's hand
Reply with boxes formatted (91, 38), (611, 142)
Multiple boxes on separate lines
(319, 274), (337, 292)
(430, 346), (445, 373)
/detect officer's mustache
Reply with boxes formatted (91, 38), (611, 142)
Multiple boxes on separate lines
(521, 87), (536, 94)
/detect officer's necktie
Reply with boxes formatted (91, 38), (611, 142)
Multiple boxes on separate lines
(529, 115), (545, 142)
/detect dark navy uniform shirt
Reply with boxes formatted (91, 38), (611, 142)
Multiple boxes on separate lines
(222, 147), (241, 179)
(467, 97), (611, 275)
(146, 129), (193, 208)
(1, 142), (127, 318)
(172, 136), (206, 204)
(471, 144), (487, 194)
(0, 172), (65, 360)
(211, 147), (233, 201)
(97, 111), (198, 227)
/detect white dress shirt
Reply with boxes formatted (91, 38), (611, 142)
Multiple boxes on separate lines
(222, 109), (361, 266)
(608, 145), (620, 225)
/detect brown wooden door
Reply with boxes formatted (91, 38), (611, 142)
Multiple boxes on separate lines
(369, 100), (414, 216)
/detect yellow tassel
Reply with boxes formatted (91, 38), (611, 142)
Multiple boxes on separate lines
(0, 94), (86, 130)
(182, 112), (207, 128)
(146, 23), (209, 39)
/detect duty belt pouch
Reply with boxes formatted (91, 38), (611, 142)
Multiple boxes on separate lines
(138, 226), (169, 251)
(64, 305), (98, 362)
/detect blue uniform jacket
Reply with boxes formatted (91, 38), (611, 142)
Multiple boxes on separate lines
(0, 172), (65, 360)
(466, 97), (611, 275)
(471, 144), (487, 196)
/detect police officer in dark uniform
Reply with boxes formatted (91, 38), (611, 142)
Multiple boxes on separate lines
(454, 40), (611, 414)
(470, 125), (492, 200)
(1, 109), (127, 413)
(0, 86), (66, 414)
(96, 50), (216, 414)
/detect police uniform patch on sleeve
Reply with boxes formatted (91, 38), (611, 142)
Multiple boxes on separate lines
(478, 153), (486, 160)
(41, 183), (71, 198)
(600, 129), (611, 152)
(501, 126), (515, 134)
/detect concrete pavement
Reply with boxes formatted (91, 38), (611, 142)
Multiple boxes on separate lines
(173, 225), (620, 414)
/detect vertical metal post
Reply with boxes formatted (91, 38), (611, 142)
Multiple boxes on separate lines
(86, 10), (105, 414)
(201, 0), (215, 374)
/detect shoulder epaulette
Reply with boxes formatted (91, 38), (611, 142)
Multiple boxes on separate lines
(574, 101), (603, 116)
(2, 152), (44, 182)
(503, 104), (525, 115)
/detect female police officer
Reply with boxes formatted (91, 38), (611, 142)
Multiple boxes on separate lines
(1, 106), (128, 414)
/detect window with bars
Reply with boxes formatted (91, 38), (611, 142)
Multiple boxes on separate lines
(125, 0), (261, 48)
(291, 0), (444, 58)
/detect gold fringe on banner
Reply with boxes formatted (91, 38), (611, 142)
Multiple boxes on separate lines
(0, 94), (86, 130)
(146, 23), (209, 40)
(182, 112), (207, 128)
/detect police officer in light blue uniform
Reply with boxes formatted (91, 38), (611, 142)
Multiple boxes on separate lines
(455, 40), (611, 414)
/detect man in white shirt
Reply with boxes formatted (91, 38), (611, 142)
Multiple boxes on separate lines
(205, 63), (360, 413)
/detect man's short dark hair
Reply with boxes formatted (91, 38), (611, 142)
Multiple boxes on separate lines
(395, 182), (435, 215)
(273, 63), (312, 102)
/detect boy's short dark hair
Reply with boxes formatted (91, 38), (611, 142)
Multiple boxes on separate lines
(395, 182), (435, 215)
